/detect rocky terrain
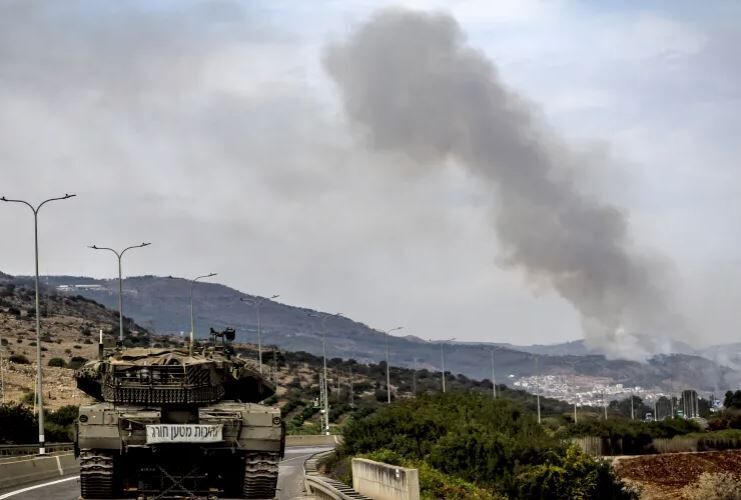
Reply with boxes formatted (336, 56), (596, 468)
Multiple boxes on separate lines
(0, 277), (151, 409)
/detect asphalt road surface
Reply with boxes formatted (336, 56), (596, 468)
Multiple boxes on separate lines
(0, 446), (331, 500)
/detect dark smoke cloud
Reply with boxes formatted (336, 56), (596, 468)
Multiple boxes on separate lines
(324, 9), (685, 359)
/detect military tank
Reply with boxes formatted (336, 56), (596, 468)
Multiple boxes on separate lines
(75, 328), (285, 499)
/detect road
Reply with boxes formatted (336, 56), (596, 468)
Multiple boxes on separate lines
(0, 446), (331, 500)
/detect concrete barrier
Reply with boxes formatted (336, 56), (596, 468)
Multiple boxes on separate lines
(352, 458), (419, 500)
(0, 453), (78, 489)
(286, 434), (343, 447)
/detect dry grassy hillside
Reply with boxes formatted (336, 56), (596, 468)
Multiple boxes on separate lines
(0, 280), (149, 409)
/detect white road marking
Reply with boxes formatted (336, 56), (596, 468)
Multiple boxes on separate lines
(54, 456), (63, 476)
(0, 476), (78, 500)
(0, 446), (333, 499)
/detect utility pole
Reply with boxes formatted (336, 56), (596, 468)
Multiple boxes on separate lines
(603, 391), (608, 420)
(535, 358), (541, 424)
(630, 392), (635, 420)
(187, 273), (217, 356)
(490, 349), (497, 399)
(0, 331), (4, 404)
(412, 357), (417, 396)
(89, 242), (151, 343)
(1, 193), (76, 455)
(308, 312), (342, 435)
(430, 338), (455, 393)
(318, 372), (327, 432)
(654, 398), (658, 422)
(572, 374), (578, 424)
(241, 294), (279, 373)
(573, 401), (578, 424)
(348, 366), (354, 407)
(382, 326), (403, 403)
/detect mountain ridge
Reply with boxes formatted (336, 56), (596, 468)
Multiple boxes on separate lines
(7, 272), (741, 392)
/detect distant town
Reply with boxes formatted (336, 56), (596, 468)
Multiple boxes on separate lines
(513, 374), (722, 419)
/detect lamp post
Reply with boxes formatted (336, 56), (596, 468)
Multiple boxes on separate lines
(1, 193), (76, 455)
(89, 242), (151, 343)
(381, 326), (403, 403)
(535, 357), (541, 424)
(412, 357), (417, 396)
(308, 312), (342, 435)
(240, 294), (279, 373)
(429, 338), (455, 393)
(0, 332), (4, 404)
(490, 348), (497, 400)
(186, 273), (217, 356)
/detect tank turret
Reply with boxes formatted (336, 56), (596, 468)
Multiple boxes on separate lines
(74, 328), (285, 499)
(76, 332), (275, 405)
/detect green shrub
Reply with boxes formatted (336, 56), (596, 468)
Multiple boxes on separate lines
(9, 354), (30, 364)
(47, 357), (66, 367)
(515, 446), (637, 500)
(0, 403), (36, 443)
(341, 392), (634, 499)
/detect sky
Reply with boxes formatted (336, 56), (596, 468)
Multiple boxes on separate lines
(0, 0), (739, 351)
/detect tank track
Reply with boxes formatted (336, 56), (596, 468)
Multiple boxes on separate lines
(242, 452), (280, 499)
(79, 449), (114, 499)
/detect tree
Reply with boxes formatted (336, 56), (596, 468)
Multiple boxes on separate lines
(723, 390), (741, 409)
(47, 357), (66, 367)
(0, 403), (36, 443)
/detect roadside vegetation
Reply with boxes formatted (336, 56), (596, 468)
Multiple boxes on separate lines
(329, 392), (639, 500)
(0, 403), (78, 444)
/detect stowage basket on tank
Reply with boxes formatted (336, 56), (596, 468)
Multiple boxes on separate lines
(75, 328), (285, 500)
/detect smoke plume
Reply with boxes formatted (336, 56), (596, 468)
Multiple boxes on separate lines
(324, 9), (684, 360)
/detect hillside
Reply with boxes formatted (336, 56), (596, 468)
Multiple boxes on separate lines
(0, 275), (579, 432)
(0, 277), (150, 408)
(7, 273), (740, 392)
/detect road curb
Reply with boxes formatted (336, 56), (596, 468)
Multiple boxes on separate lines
(0, 453), (78, 490)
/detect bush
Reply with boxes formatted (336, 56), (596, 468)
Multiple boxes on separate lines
(682, 472), (741, 500)
(340, 392), (635, 499)
(47, 357), (66, 367)
(9, 354), (30, 364)
(0, 403), (36, 443)
(22, 391), (36, 406)
(47, 405), (79, 427)
(515, 446), (638, 500)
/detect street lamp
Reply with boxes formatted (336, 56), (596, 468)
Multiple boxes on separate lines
(429, 337), (455, 393)
(0, 332), (4, 404)
(1, 193), (76, 455)
(89, 242), (151, 343)
(490, 348), (497, 400)
(381, 326), (403, 403)
(308, 312), (343, 435)
(187, 273), (217, 355)
(240, 294), (279, 373)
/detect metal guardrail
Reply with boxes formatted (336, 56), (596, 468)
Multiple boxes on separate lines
(0, 442), (74, 456)
(303, 449), (371, 500)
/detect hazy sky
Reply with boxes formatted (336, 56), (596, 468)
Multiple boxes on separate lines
(1, 1), (739, 349)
